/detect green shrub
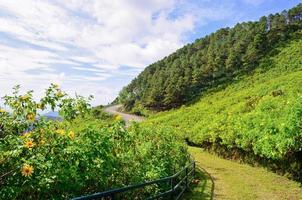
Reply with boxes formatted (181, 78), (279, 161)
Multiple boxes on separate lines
(0, 85), (188, 199)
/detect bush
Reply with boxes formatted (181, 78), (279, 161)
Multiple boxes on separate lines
(0, 85), (188, 199)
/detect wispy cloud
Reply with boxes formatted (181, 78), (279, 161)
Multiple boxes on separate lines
(0, 0), (299, 105)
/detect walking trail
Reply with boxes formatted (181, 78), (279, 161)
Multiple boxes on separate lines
(104, 104), (144, 123)
(104, 105), (302, 200)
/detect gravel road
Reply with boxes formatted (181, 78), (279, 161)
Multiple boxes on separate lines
(104, 105), (144, 123)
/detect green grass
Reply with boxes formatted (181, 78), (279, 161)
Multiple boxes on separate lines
(183, 167), (214, 200)
(186, 146), (302, 200)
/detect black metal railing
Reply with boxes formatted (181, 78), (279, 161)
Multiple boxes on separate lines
(72, 161), (196, 200)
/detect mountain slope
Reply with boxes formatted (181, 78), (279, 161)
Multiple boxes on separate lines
(145, 38), (302, 180)
(118, 4), (302, 112)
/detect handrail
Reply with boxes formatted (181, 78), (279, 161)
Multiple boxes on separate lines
(72, 160), (196, 200)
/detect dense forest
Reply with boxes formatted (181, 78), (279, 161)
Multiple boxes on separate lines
(118, 4), (302, 112)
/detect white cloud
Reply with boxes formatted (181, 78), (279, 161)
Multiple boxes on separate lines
(0, 0), (235, 105)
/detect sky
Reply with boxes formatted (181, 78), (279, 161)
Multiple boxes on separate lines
(0, 0), (301, 106)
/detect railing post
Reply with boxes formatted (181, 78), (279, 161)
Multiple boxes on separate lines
(185, 167), (188, 190)
(193, 162), (196, 179)
(170, 177), (174, 200)
(111, 193), (115, 200)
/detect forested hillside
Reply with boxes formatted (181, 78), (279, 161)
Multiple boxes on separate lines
(145, 38), (302, 180)
(118, 4), (302, 112)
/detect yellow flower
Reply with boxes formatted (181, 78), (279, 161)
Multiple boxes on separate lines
(53, 83), (59, 89)
(115, 115), (122, 121)
(20, 95), (30, 101)
(26, 113), (36, 121)
(36, 103), (45, 110)
(68, 131), (75, 139)
(56, 129), (65, 135)
(56, 91), (64, 98)
(21, 164), (34, 177)
(24, 140), (35, 149)
(0, 108), (7, 114)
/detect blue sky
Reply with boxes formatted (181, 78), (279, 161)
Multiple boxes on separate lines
(0, 0), (301, 106)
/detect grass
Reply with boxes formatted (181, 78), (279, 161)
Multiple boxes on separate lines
(183, 167), (214, 200)
(186, 146), (302, 200)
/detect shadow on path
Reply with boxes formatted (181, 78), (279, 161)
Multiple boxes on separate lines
(183, 166), (215, 200)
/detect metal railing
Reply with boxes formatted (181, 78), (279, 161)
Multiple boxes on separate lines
(72, 161), (196, 200)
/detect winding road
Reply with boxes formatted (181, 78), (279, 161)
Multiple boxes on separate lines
(104, 104), (144, 123)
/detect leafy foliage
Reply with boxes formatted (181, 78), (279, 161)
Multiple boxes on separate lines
(0, 86), (188, 199)
(118, 4), (302, 111)
(145, 38), (302, 179)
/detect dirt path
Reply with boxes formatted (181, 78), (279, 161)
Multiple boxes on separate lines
(189, 147), (302, 200)
(104, 104), (144, 123)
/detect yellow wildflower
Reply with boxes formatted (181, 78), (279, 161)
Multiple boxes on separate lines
(36, 103), (45, 110)
(68, 131), (75, 139)
(56, 91), (64, 98)
(115, 115), (122, 121)
(26, 113), (36, 121)
(56, 129), (65, 135)
(20, 95), (30, 101)
(53, 83), (59, 89)
(0, 108), (7, 114)
(24, 140), (35, 149)
(21, 164), (34, 177)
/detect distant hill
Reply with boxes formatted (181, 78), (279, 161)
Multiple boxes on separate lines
(117, 3), (302, 112)
(43, 111), (60, 120)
